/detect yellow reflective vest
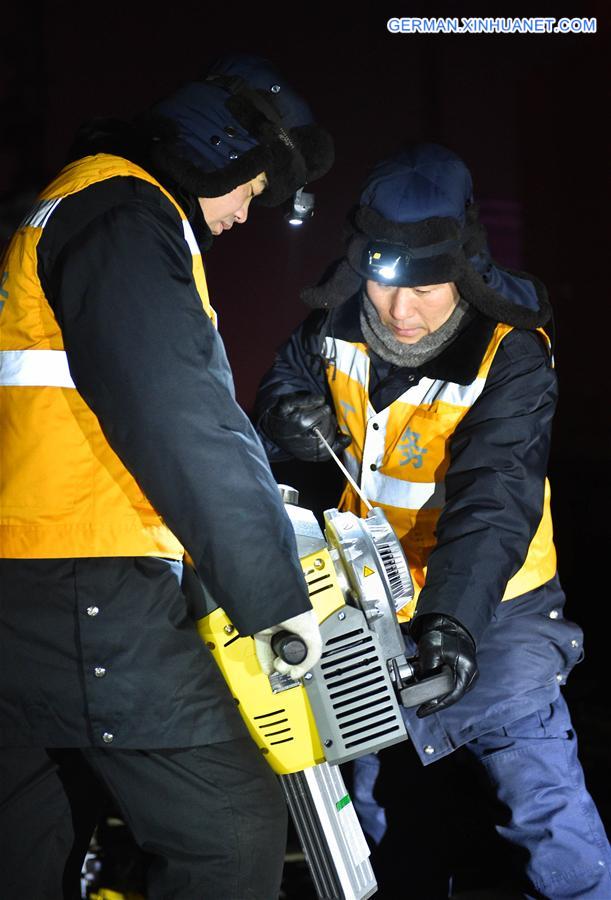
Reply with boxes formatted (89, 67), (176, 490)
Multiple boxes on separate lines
(324, 324), (557, 621)
(0, 154), (215, 559)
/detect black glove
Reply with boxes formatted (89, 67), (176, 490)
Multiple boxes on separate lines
(261, 392), (351, 462)
(410, 613), (478, 718)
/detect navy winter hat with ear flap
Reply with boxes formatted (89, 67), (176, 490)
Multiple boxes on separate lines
(302, 143), (551, 330)
(143, 53), (334, 206)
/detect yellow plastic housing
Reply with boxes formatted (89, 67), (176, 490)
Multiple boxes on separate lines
(89, 891), (144, 900)
(196, 548), (346, 774)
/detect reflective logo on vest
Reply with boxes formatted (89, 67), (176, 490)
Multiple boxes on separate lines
(339, 399), (356, 421)
(398, 426), (428, 469)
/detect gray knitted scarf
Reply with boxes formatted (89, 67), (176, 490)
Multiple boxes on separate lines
(360, 290), (471, 367)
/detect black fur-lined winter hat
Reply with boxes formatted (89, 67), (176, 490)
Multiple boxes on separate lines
(141, 53), (334, 207)
(303, 144), (550, 329)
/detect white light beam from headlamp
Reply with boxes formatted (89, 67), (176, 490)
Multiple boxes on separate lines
(313, 427), (373, 511)
(379, 265), (397, 279)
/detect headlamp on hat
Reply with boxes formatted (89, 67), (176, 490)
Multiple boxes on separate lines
(365, 243), (411, 284)
(361, 238), (463, 288)
(286, 188), (315, 226)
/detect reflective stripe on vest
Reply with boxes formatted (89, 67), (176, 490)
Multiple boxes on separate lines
(0, 154), (213, 559)
(0, 349), (75, 387)
(0, 206), (215, 390)
(20, 197), (63, 229)
(324, 326), (557, 619)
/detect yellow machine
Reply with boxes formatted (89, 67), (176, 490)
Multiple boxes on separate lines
(197, 543), (342, 774)
(196, 493), (451, 900)
(89, 892), (143, 900)
(84, 492), (450, 900)
(198, 496), (450, 773)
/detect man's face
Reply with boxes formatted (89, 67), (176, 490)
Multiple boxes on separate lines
(199, 172), (268, 235)
(366, 279), (460, 344)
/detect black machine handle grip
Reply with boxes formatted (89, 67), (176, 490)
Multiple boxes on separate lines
(397, 662), (454, 708)
(271, 630), (308, 666)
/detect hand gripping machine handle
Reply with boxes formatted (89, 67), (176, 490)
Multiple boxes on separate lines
(271, 631), (453, 708)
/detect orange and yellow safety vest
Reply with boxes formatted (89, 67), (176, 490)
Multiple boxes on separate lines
(324, 324), (557, 621)
(0, 154), (215, 559)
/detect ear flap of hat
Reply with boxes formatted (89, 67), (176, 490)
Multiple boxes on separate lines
(457, 265), (551, 329)
(147, 136), (270, 198)
(256, 124), (334, 208)
(301, 258), (363, 309)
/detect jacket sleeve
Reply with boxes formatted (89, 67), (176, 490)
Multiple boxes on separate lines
(42, 195), (312, 634)
(255, 311), (331, 461)
(411, 329), (557, 645)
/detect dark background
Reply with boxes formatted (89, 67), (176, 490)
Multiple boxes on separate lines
(2, 1), (609, 893)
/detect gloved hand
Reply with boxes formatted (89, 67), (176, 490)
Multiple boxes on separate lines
(409, 613), (478, 718)
(254, 609), (323, 680)
(261, 392), (351, 462)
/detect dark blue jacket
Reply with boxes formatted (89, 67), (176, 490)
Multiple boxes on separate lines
(256, 296), (583, 762)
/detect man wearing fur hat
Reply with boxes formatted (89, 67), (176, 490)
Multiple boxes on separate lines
(0, 55), (332, 898)
(257, 144), (611, 898)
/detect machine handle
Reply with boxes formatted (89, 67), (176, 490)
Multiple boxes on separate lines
(271, 630), (308, 666)
(397, 663), (454, 708)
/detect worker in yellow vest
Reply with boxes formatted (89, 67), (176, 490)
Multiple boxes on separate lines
(0, 54), (332, 899)
(256, 144), (611, 898)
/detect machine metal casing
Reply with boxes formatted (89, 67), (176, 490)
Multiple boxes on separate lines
(196, 504), (412, 773)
